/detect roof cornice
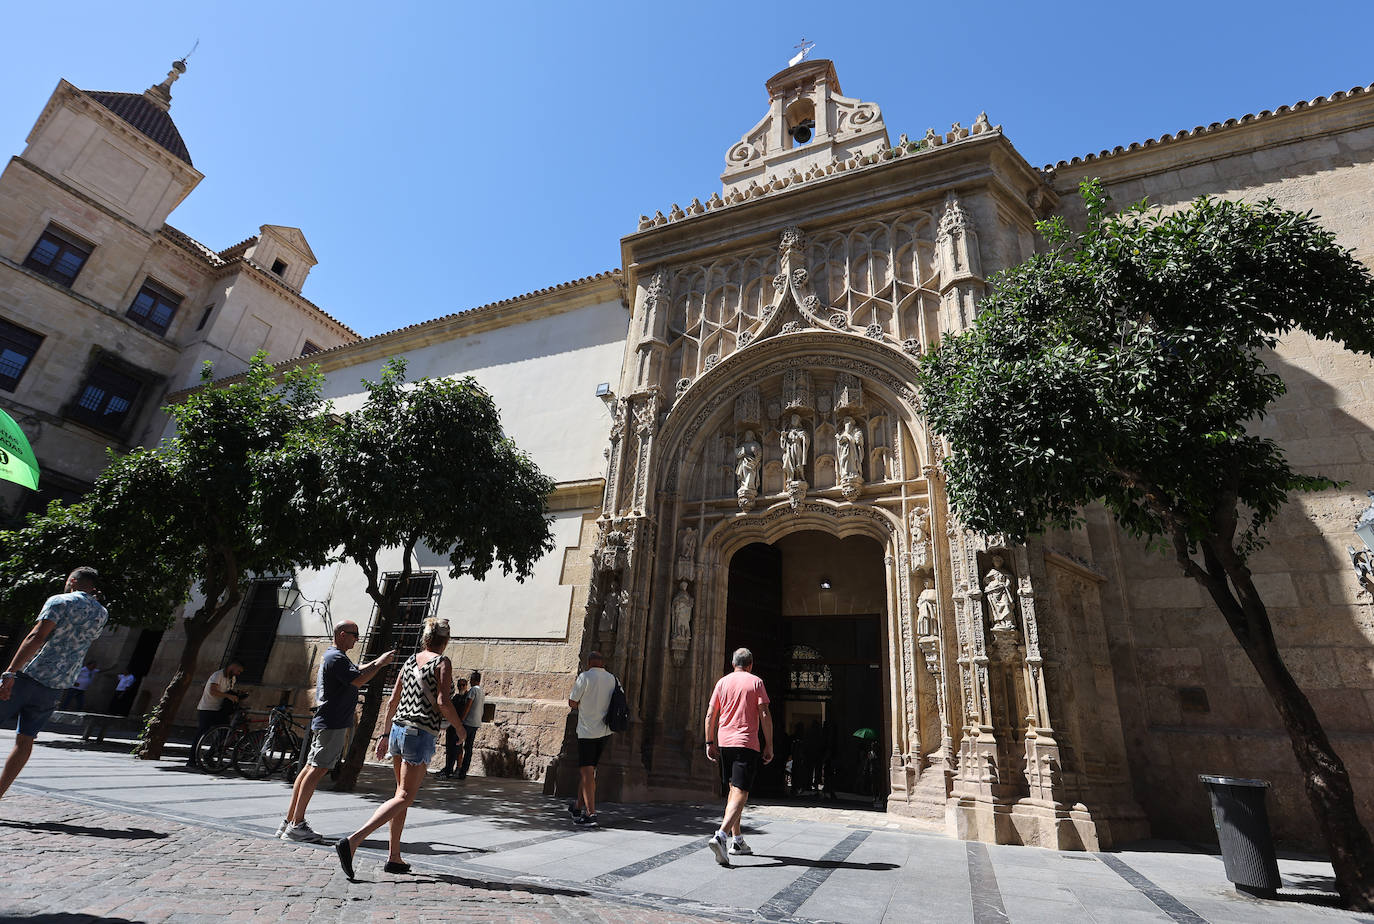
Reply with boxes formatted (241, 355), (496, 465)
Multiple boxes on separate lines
(169, 270), (625, 399)
(1044, 81), (1374, 174)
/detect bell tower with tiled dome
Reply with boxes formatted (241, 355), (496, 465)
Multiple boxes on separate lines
(19, 59), (203, 234)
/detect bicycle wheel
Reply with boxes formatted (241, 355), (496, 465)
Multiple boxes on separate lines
(261, 727), (298, 776)
(234, 729), (268, 778)
(196, 726), (233, 772)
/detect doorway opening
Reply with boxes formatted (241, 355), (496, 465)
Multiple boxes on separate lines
(723, 530), (888, 807)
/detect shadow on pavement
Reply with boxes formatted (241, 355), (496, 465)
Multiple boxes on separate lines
(35, 739), (136, 755)
(0, 819), (166, 840)
(739, 854), (899, 871)
(344, 869), (589, 898)
(15, 916), (142, 923)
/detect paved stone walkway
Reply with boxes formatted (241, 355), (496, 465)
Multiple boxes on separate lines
(2, 731), (1372, 923)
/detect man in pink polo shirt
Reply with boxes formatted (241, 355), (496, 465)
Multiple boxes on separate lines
(703, 647), (773, 867)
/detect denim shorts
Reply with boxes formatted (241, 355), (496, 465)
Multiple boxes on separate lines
(387, 723), (437, 765)
(0, 674), (62, 738)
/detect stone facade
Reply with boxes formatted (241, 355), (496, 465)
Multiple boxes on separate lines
(0, 62), (356, 520)
(0, 62), (356, 722)
(561, 64), (1374, 853)
(13, 56), (1374, 853)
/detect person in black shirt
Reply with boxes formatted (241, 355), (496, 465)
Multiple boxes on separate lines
(276, 621), (393, 843)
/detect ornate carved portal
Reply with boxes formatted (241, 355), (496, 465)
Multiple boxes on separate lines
(580, 222), (1145, 852)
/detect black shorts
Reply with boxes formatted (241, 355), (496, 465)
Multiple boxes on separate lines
(578, 735), (609, 767)
(719, 746), (760, 792)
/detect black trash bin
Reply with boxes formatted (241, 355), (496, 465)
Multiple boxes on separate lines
(1199, 774), (1282, 897)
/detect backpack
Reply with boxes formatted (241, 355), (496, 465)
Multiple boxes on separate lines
(605, 677), (630, 733)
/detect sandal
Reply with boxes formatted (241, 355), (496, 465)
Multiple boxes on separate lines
(383, 860), (411, 874)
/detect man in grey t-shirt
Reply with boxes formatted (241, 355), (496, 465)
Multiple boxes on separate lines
(0, 567), (108, 800)
(277, 621), (392, 842)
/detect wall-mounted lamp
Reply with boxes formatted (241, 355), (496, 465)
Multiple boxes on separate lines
(277, 575), (301, 610)
(818, 577), (832, 591)
(277, 573), (333, 635)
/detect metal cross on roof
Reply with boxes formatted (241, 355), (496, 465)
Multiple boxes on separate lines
(789, 38), (816, 67)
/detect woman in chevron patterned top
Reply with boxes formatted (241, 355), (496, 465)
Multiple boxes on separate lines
(334, 617), (466, 879)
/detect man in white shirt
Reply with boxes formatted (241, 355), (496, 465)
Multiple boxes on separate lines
(111, 670), (137, 716)
(59, 660), (100, 710)
(567, 651), (617, 828)
(187, 661), (244, 768)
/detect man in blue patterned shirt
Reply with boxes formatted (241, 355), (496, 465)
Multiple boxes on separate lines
(0, 567), (108, 799)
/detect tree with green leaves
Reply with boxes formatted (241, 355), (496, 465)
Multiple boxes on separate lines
(318, 359), (555, 791)
(916, 180), (1374, 909)
(0, 465), (192, 639)
(119, 356), (338, 759)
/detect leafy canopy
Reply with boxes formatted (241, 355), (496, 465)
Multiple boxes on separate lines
(0, 355), (335, 632)
(916, 180), (1374, 558)
(320, 359), (555, 584)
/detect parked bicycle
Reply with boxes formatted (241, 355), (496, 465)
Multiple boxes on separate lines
(234, 705), (310, 780)
(195, 694), (259, 772)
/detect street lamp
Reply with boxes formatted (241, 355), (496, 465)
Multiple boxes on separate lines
(277, 573), (333, 635)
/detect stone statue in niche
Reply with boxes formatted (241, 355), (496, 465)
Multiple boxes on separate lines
(836, 416), (864, 500)
(909, 506), (929, 570)
(781, 414), (810, 485)
(917, 577), (938, 637)
(671, 581), (693, 645)
(600, 578), (623, 634)
(676, 526), (697, 582)
(836, 417), (864, 481)
(982, 555), (1016, 632)
(736, 430), (762, 495)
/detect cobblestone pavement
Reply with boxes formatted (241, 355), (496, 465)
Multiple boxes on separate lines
(2, 732), (1373, 923)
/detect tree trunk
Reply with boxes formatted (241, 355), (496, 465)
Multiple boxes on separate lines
(1192, 536), (1374, 910)
(135, 569), (240, 760)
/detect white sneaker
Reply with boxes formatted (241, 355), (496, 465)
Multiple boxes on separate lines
(729, 837), (752, 856)
(285, 820), (327, 844)
(708, 830), (732, 867)
(274, 818), (289, 839)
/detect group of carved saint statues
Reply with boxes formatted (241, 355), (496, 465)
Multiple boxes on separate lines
(733, 415), (867, 495)
(914, 552), (1017, 641)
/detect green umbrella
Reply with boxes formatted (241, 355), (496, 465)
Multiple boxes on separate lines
(852, 727), (878, 741)
(0, 407), (39, 490)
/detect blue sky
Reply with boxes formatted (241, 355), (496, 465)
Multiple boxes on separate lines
(3, 1), (1372, 337)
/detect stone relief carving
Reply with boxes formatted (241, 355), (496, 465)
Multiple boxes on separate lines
(909, 505), (929, 570)
(917, 577), (939, 638)
(736, 429), (762, 510)
(833, 373), (863, 414)
(783, 369), (813, 411)
(982, 555), (1017, 632)
(836, 416), (865, 500)
(671, 581), (693, 659)
(781, 414), (810, 485)
(597, 529), (627, 574)
(600, 578), (624, 635)
(735, 386), (761, 426)
(676, 526), (697, 582)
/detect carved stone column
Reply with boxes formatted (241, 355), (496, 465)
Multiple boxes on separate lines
(629, 390), (660, 514)
(936, 193), (986, 334)
(632, 269), (668, 390)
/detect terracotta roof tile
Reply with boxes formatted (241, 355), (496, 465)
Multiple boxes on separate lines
(1045, 82), (1374, 172)
(82, 90), (193, 166)
(261, 269), (623, 365)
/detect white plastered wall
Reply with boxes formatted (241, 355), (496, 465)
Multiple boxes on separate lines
(294, 296), (627, 640)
